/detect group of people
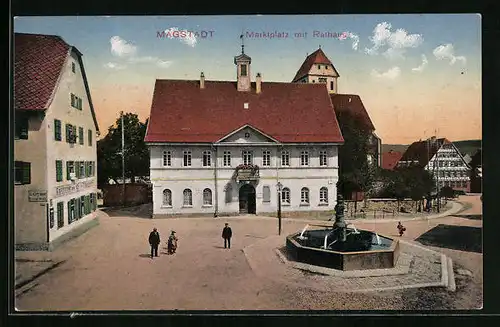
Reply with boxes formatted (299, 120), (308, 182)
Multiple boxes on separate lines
(148, 223), (233, 259)
(148, 228), (179, 258)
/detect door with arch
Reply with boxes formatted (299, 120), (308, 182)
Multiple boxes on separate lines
(239, 183), (256, 214)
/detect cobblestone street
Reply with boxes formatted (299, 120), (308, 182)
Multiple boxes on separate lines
(15, 195), (482, 311)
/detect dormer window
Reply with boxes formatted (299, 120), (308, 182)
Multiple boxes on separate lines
(317, 65), (321, 69)
(241, 64), (247, 76)
(326, 66), (329, 69)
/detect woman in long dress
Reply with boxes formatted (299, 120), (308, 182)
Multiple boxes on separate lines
(167, 231), (178, 254)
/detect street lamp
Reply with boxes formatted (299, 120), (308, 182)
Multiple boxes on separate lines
(277, 182), (282, 235)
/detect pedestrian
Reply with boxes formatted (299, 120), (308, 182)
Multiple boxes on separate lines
(167, 231), (178, 254)
(397, 221), (406, 237)
(222, 223), (232, 249)
(148, 228), (160, 258)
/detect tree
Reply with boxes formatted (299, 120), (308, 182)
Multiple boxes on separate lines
(97, 113), (149, 188)
(439, 186), (454, 199)
(336, 111), (376, 205)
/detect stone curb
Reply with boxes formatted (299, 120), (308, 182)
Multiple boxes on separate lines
(447, 257), (456, 292)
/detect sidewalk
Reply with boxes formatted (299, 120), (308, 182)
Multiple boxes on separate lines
(15, 252), (67, 292)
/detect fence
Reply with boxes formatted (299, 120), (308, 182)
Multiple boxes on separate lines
(102, 183), (152, 207)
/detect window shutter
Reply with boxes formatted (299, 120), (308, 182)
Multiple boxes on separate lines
(76, 161), (81, 178)
(22, 162), (31, 184)
(79, 127), (84, 145)
(67, 201), (71, 223)
(71, 94), (75, 107)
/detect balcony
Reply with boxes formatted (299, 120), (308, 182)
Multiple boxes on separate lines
(234, 164), (260, 182)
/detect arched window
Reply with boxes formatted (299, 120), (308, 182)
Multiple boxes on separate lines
(281, 187), (290, 204)
(301, 187), (310, 204)
(163, 189), (172, 206)
(183, 189), (192, 206)
(319, 187), (328, 204)
(203, 188), (212, 205)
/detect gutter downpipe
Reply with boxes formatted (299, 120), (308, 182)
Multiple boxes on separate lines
(213, 144), (219, 217)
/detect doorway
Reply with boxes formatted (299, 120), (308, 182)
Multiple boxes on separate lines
(239, 183), (256, 214)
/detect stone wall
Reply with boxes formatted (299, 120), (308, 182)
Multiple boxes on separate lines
(103, 183), (152, 207)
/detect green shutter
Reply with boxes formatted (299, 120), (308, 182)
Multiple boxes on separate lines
(67, 201), (71, 223)
(71, 93), (75, 107)
(75, 161), (80, 178)
(88, 129), (92, 146)
(56, 161), (62, 182)
(79, 127), (84, 145)
(22, 162), (31, 184)
(86, 195), (90, 214)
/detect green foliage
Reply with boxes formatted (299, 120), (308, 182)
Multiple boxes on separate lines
(97, 113), (149, 188)
(377, 166), (435, 200)
(336, 111), (376, 198)
(439, 186), (455, 199)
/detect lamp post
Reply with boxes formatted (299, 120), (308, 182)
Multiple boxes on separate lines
(277, 181), (282, 235)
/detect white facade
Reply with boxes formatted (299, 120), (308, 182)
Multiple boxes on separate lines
(15, 48), (99, 249)
(149, 126), (340, 216)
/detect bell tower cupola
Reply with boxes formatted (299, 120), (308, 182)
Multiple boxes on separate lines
(234, 34), (252, 92)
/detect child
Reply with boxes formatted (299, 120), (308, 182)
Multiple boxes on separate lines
(167, 231), (178, 254)
(397, 222), (406, 237)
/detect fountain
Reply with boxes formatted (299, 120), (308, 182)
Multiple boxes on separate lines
(285, 194), (400, 271)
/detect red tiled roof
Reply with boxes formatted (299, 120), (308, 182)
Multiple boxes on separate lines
(14, 33), (70, 110)
(399, 138), (450, 167)
(381, 150), (403, 170)
(330, 94), (375, 131)
(292, 48), (338, 82)
(14, 33), (100, 132)
(145, 80), (344, 143)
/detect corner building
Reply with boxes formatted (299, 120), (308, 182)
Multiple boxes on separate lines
(14, 33), (99, 250)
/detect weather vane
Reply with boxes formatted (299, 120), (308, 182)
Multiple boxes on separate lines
(240, 33), (245, 54)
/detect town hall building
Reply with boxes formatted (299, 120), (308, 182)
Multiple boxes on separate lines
(145, 46), (345, 217)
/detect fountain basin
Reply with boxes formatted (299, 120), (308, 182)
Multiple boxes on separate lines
(286, 228), (400, 271)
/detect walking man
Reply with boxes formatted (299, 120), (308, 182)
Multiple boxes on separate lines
(397, 221), (406, 237)
(222, 223), (232, 249)
(149, 228), (160, 258)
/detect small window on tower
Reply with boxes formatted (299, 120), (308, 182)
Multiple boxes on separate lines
(330, 81), (334, 90)
(317, 65), (321, 69)
(241, 64), (247, 76)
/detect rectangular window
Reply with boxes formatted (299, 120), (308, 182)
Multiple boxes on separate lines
(223, 151), (231, 167)
(85, 161), (89, 177)
(54, 119), (62, 141)
(66, 161), (75, 180)
(88, 129), (92, 146)
(89, 194), (95, 212)
(300, 151), (309, 166)
(14, 161), (31, 185)
(57, 202), (64, 229)
(263, 185), (271, 203)
(68, 199), (75, 224)
(56, 160), (63, 182)
(203, 151), (212, 167)
(241, 64), (247, 76)
(262, 150), (271, 166)
(72, 62), (76, 73)
(80, 196), (85, 218)
(319, 151), (327, 166)
(163, 151), (171, 166)
(71, 93), (76, 107)
(318, 77), (327, 83)
(79, 127), (84, 145)
(79, 162), (85, 178)
(15, 112), (29, 140)
(330, 81), (334, 90)
(183, 151), (192, 167)
(243, 151), (253, 165)
(281, 151), (290, 166)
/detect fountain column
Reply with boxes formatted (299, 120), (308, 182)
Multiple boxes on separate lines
(333, 194), (347, 242)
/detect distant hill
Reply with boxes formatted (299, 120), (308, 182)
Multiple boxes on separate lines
(382, 139), (481, 156)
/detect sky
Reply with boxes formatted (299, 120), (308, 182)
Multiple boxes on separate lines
(14, 14), (481, 144)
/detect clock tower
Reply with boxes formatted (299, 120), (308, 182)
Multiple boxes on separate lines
(234, 35), (252, 92)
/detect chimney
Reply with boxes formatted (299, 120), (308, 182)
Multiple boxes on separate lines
(200, 72), (205, 89)
(256, 73), (262, 94)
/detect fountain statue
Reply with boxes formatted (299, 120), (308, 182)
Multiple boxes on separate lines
(333, 194), (347, 242)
